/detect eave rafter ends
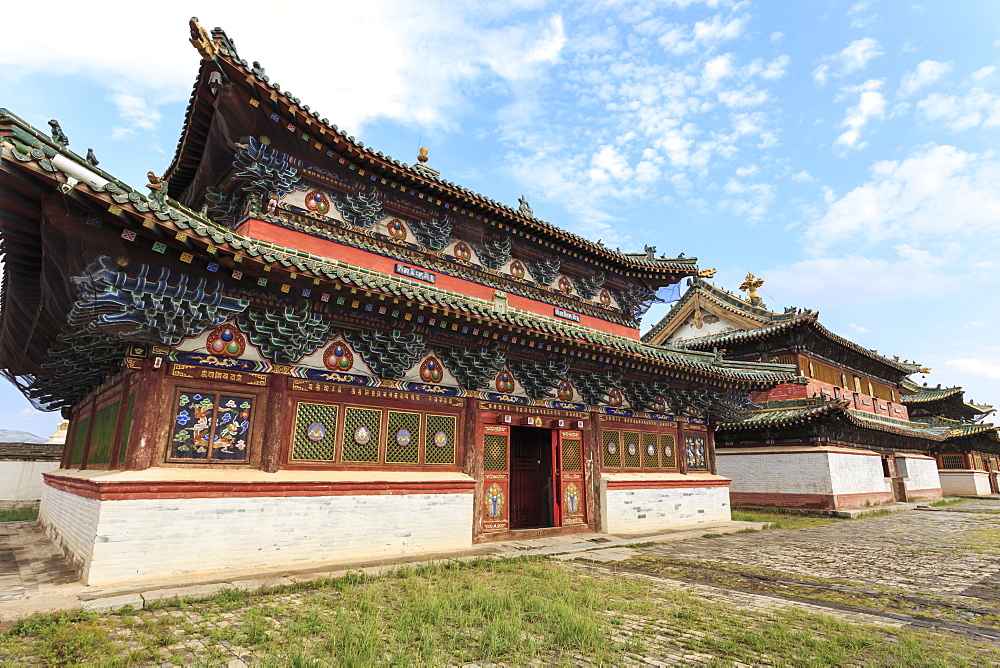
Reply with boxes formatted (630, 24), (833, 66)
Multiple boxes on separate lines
(0, 114), (799, 407)
(167, 19), (700, 277)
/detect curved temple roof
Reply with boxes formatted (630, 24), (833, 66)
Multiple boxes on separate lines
(0, 108), (799, 409)
(164, 20), (701, 279)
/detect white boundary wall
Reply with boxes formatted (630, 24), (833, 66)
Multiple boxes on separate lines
(0, 461), (60, 508)
(939, 470), (993, 497)
(40, 485), (475, 586)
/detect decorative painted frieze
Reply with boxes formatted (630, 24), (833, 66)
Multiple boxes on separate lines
(67, 256), (249, 346)
(335, 188), (383, 228)
(438, 345), (506, 390)
(233, 137), (301, 199)
(409, 215), (452, 250)
(343, 329), (427, 379)
(237, 304), (334, 364)
(508, 357), (570, 400)
(477, 237), (512, 271)
(528, 257), (561, 286)
(575, 271), (605, 300)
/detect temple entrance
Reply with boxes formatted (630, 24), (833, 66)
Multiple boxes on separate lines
(509, 427), (555, 529)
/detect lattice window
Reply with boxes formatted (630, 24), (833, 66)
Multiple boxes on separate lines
(602, 429), (621, 468)
(169, 390), (254, 463)
(386, 411), (421, 463)
(483, 434), (508, 471)
(115, 393), (136, 466)
(342, 407), (381, 462)
(686, 436), (707, 470)
(941, 454), (964, 469)
(623, 431), (641, 468)
(292, 403), (339, 461)
(562, 438), (582, 471)
(661, 434), (677, 469)
(70, 417), (89, 467)
(641, 432), (659, 469)
(425, 415), (457, 465)
(88, 402), (119, 465)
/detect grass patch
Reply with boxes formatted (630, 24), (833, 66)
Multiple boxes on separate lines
(2, 558), (998, 665)
(0, 506), (37, 522)
(929, 497), (973, 507)
(731, 509), (843, 530)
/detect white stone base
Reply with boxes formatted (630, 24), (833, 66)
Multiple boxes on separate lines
(599, 473), (731, 534)
(40, 474), (475, 586)
(939, 470), (994, 497)
(896, 455), (942, 501)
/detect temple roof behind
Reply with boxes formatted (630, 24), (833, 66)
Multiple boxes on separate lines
(644, 278), (922, 378)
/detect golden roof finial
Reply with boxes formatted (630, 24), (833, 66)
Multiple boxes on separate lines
(739, 272), (765, 306)
(698, 268), (717, 278)
(418, 147), (429, 164)
(189, 17), (219, 61)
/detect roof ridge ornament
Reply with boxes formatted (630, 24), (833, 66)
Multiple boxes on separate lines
(189, 17), (220, 61)
(518, 195), (534, 218)
(739, 272), (765, 306)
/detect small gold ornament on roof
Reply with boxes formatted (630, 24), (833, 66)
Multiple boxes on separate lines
(739, 272), (765, 306)
(189, 17), (219, 61)
(698, 268), (717, 278)
(418, 147), (429, 164)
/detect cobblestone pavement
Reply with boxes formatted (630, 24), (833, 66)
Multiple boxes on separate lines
(599, 501), (1000, 642)
(0, 521), (77, 602)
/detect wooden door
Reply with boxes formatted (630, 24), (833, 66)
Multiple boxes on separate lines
(510, 427), (550, 529)
(482, 425), (510, 533)
(558, 430), (586, 525)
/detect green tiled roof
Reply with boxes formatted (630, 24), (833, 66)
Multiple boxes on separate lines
(0, 109), (799, 389)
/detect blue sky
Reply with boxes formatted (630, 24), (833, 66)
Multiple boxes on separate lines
(2, 0), (999, 436)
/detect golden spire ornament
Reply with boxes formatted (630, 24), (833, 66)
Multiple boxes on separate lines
(739, 272), (765, 306)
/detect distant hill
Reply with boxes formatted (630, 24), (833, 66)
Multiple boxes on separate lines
(0, 429), (46, 443)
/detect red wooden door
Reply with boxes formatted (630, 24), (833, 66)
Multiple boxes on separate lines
(482, 425), (510, 533)
(558, 430), (586, 525)
(510, 427), (550, 529)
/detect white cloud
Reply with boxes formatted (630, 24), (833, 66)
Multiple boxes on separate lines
(899, 60), (951, 96)
(918, 89), (1000, 131)
(659, 12), (748, 55)
(850, 324), (870, 334)
(813, 38), (884, 87)
(108, 90), (162, 139)
(718, 179), (775, 221)
(835, 79), (887, 151)
(0, 2), (567, 135)
(945, 358), (1000, 381)
(702, 53), (735, 90)
(804, 144), (1000, 252)
(791, 170), (814, 183)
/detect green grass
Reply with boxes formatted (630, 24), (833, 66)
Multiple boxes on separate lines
(2, 558), (998, 666)
(929, 497), (973, 507)
(731, 509), (844, 530)
(0, 507), (38, 522)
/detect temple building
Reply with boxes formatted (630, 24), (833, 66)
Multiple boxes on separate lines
(901, 379), (1000, 496)
(0, 21), (797, 585)
(644, 276), (967, 510)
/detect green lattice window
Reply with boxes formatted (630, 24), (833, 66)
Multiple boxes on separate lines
(483, 434), (508, 471)
(562, 438), (582, 471)
(940, 454), (965, 469)
(602, 429), (621, 468)
(386, 411), (420, 463)
(292, 403), (339, 461)
(425, 415), (457, 465)
(342, 407), (381, 462)
(70, 417), (89, 467)
(87, 402), (120, 466)
(641, 432), (659, 469)
(661, 434), (677, 469)
(114, 393), (136, 466)
(623, 431), (641, 468)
